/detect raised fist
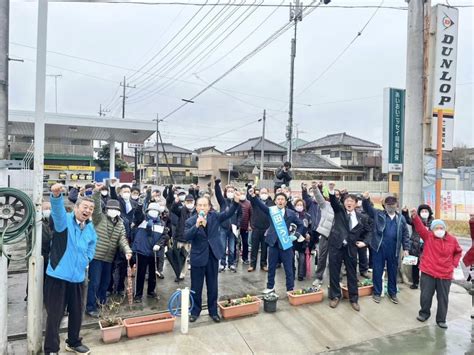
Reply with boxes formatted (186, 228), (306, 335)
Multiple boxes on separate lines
(215, 178), (222, 185)
(51, 183), (63, 197)
(410, 208), (418, 219)
(362, 191), (370, 200)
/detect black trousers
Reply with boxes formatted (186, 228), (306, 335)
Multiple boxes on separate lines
(357, 247), (368, 275)
(328, 244), (358, 303)
(419, 272), (451, 323)
(190, 250), (219, 317)
(135, 253), (157, 298)
(250, 229), (268, 268)
(44, 275), (84, 353)
(412, 260), (420, 285)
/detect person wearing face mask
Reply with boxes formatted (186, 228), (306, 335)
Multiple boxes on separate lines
(171, 194), (197, 281)
(292, 199), (313, 281)
(86, 186), (132, 318)
(248, 187), (273, 272)
(214, 179), (242, 272)
(132, 202), (169, 302)
(410, 209), (462, 329)
(362, 193), (409, 305)
(327, 190), (372, 312)
(131, 187), (141, 201)
(402, 204), (433, 289)
(99, 186), (110, 212)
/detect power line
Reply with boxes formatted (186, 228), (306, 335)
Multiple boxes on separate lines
(296, 0), (385, 98)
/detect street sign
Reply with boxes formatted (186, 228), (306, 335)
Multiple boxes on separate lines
(128, 143), (144, 149)
(382, 88), (406, 173)
(428, 4), (459, 151)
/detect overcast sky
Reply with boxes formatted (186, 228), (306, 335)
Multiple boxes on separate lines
(8, 0), (473, 152)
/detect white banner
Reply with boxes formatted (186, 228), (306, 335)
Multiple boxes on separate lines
(429, 5), (459, 151)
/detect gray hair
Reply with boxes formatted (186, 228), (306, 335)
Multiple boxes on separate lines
(75, 197), (95, 207)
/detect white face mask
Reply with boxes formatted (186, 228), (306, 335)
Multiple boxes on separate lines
(295, 206), (304, 213)
(107, 209), (121, 219)
(148, 210), (159, 219)
(434, 230), (445, 238)
(420, 212), (430, 219)
(239, 195), (246, 201)
(131, 194), (139, 200)
(260, 194), (268, 201)
(42, 210), (51, 219)
(186, 202), (195, 210)
(227, 192), (234, 199)
(179, 195), (186, 202)
(357, 200), (363, 207)
(121, 192), (131, 200)
(100, 190), (108, 197)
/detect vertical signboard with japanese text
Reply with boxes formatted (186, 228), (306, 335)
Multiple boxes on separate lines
(382, 88), (406, 173)
(428, 4), (458, 151)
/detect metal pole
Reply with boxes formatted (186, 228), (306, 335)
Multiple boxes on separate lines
(109, 140), (115, 179)
(134, 147), (138, 181)
(28, 0), (48, 353)
(287, 21), (297, 165)
(260, 110), (266, 183)
(402, 0), (425, 209)
(435, 109), (443, 218)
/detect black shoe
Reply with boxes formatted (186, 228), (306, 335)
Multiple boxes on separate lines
(210, 314), (221, 323)
(410, 284), (419, 289)
(360, 272), (370, 279)
(147, 292), (158, 298)
(174, 277), (180, 282)
(156, 271), (165, 279)
(189, 315), (198, 323)
(437, 322), (448, 329)
(134, 297), (142, 303)
(388, 295), (399, 304)
(86, 311), (99, 318)
(297, 276), (304, 281)
(417, 315), (428, 322)
(65, 342), (90, 354)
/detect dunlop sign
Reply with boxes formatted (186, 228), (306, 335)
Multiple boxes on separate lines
(429, 4), (458, 151)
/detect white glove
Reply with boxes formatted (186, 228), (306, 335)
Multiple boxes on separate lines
(153, 245), (161, 252)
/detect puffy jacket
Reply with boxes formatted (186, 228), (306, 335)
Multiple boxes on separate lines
(47, 194), (97, 283)
(402, 205), (433, 257)
(171, 201), (197, 243)
(309, 187), (334, 238)
(273, 167), (293, 189)
(412, 215), (462, 279)
(362, 198), (409, 257)
(92, 192), (132, 263)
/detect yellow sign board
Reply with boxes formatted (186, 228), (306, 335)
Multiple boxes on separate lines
(69, 165), (96, 171)
(44, 165), (66, 170)
(43, 165), (96, 172)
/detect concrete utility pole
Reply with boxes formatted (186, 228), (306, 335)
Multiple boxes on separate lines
(120, 76), (136, 158)
(259, 109), (266, 183)
(402, 0), (425, 209)
(46, 73), (61, 113)
(286, 0), (302, 165)
(28, 0), (48, 353)
(153, 114), (163, 185)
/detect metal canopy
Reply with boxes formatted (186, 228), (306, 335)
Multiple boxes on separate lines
(8, 110), (155, 143)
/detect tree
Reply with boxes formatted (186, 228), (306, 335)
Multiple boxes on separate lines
(95, 144), (129, 171)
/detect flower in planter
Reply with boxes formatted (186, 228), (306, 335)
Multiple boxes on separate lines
(263, 293), (279, 302)
(357, 279), (373, 287)
(291, 287), (320, 295)
(222, 295), (257, 307)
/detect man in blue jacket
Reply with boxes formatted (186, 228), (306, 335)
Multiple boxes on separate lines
(184, 191), (242, 323)
(44, 183), (97, 355)
(362, 193), (409, 304)
(248, 189), (304, 294)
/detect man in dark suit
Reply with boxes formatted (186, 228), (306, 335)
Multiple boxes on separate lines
(328, 189), (372, 311)
(249, 189), (304, 294)
(184, 191), (243, 323)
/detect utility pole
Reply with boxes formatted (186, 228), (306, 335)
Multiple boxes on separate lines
(259, 109), (266, 183)
(98, 104), (110, 117)
(153, 114), (163, 186)
(120, 76), (136, 157)
(46, 73), (61, 113)
(286, 0), (302, 165)
(402, 0), (425, 209)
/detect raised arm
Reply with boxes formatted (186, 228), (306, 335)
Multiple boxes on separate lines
(329, 191), (344, 214)
(411, 212), (432, 241)
(110, 184), (118, 200)
(249, 195), (270, 216)
(214, 179), (226, 209)
(50, 184), (68, 232)
(362, 192), (377, 219)
(313, 185), (327, 209)
(217, 201), (239, 223)
(400, 216), (410, 251)
(92, 190), (104, 226)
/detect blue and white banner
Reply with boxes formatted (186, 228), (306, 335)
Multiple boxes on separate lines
(269, 206), (293, 250)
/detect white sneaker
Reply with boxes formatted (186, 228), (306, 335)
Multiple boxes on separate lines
(312, 278), (323, 287)
(262, 288), (275, 294)
(229, 265), (237, 272)
(219, 265), (225, 272)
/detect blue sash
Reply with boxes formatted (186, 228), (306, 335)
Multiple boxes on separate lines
(269, 206), (293, 250)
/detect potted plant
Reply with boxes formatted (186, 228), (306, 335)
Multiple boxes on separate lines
(287, 286), (324, 306)
(218, 295), (261, 319)
(262, 293), (278, 313)
(123, 312), (176, 338)
(98, 298), (124, 344)
(341, 278), (373, 299)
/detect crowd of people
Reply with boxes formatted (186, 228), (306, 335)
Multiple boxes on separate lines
(38, 162), (470, 355)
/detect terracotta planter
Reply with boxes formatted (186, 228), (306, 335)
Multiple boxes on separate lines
(287, 290), (324, 306)
(123, 313), (175, 338)
(99, 318), (123, 344)
(341, 285), (373, 299)
(218, 298), (261, 319)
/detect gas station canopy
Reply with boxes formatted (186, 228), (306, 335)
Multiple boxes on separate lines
(8, 110), (156, 143)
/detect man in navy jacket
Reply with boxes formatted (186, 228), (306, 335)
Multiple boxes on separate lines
(184, 191), (242, 323)
(249, 189), (304, 294)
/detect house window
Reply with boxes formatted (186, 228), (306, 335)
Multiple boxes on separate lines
(330, 151), (340, 158)
(321, 149), (331, 155)
(341, 151), (352, 160)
